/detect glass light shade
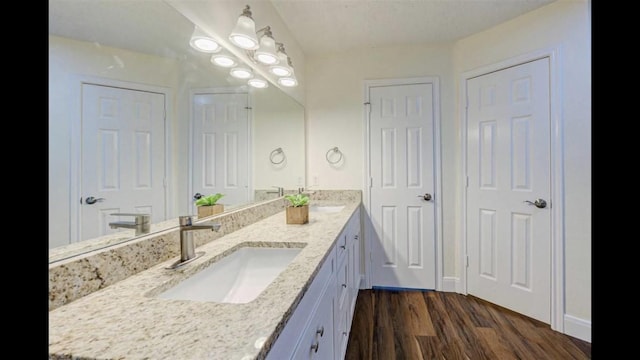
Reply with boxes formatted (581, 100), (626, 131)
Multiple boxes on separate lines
(230, 66), (253, 79)
(229, 15), (259, 50)
(248, 77), (269, 88)
(269, 65), (292, 77)
(189, 27), (221, 53)
(211, 54), (237, 68)
(278, 76), (298, 87)
(254, 34), (279, 65)
(269, 47), (293, 76)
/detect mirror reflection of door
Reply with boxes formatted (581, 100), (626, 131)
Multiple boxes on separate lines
(191, 92), (250, 214)
(81, 84), (167, 241)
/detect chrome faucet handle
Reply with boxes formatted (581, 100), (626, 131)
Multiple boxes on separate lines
(110, 213), (150, 223)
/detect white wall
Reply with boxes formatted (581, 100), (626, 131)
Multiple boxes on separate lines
(304, 0), (590, 341)
(305, 44), (456, 274)
(453, 0), (591, 338)
(252, 87), (306, 190)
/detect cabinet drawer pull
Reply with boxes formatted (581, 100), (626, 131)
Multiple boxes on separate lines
(311, 341), (319, 353)
(342, 283), (347, 288)
(340, 245), (346, 249)
(316, 326), (324, 337)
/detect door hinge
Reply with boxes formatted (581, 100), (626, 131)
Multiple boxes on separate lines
(466, 255), (469, 268)
(163, 177), (167, 187)
(369, 177), (373, 188)
(466, 176), (469, 188)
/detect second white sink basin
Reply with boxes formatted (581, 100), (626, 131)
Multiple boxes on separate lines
(157, 246), (303, 303)
(309, 205), (345, 213)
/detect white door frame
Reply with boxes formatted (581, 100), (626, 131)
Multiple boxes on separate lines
(188, 87), (252, 213)
(460, 47), (565, 332)
(69, 75), (173, 243)
(362, 76), (443, 291)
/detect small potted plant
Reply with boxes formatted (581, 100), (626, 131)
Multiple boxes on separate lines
(284, 193), (309, 224)
(195, 193), (225, 218)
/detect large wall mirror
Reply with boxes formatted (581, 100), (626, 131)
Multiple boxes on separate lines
(49, 0), (305, 262)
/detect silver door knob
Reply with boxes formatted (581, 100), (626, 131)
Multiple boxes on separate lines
(524, 198), (547, 209)
(84, 196), (105, 205)
(417, 193), (432, 201)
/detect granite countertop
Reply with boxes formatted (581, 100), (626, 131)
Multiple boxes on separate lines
(49, 200), (360, 360)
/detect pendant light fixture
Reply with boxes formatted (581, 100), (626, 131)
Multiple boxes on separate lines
(229, 5), (259, 50)
(254, 26), (279, 65)
(248, 77), (269, 88)
(278, 75), (298, 87)
(269, 43), (293, 77)
(189, 26), (221, 53)
(230, 65), (253, 79)
(215, 4), (298, 88)
(211, 52), (238, 68)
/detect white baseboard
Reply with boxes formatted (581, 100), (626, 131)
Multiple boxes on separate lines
(563, 314), (591, 343)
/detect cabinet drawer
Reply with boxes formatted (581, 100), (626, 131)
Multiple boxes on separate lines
(291, 282), (335, 360)
(266, 250), (335, 360)
(333, 304), (350, 360)
(335, 233), (348, 265)
(336, 251), (349, 312)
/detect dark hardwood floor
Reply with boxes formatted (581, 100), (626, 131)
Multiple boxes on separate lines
(345, 289), (591, 359)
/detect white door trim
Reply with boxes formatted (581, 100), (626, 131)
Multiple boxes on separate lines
(459, 46), (564, 332)
(188, 87), (252, 213)
(362, 76), (443, 291)
(69, 75), (173, 244)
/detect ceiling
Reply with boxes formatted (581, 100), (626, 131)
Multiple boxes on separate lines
(270, 0), (557, 55)
(49, 0), (558, 63)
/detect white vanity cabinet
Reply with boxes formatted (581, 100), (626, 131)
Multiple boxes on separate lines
(266, 207), (361, 360)
(290, 277), (335, 359)
(333, 207), (361, 360)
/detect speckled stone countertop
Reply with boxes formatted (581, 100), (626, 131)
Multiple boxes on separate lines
(49, 199), (360, 360)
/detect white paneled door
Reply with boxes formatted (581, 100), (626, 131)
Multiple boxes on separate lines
(369, 82), (437, 290)
(192, 93), (250, 212)
(81, 84), (166, 241)
(466, 58), (551, 323)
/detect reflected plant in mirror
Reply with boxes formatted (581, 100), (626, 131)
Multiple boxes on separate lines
(48, 0), (305, 262)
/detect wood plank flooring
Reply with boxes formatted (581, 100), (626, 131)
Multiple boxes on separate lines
(345, 289), (591, 359)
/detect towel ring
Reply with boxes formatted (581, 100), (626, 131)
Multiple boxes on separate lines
(326, 147), (343, 164)
(270, 147), (286, 165)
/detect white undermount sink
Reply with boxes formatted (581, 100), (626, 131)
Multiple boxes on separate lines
(309, 205), (345, 213)
(156, 245), (303, 304)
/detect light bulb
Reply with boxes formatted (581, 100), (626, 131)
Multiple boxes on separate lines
(230, 66), (253, 79)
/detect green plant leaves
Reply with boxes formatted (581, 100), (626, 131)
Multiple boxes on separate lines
(284, 194), (309, 207)
(195, 193), (224, 206)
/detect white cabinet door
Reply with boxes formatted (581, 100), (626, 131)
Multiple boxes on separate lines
(348, 210), (361, 317)
(291, 280), (335, 360)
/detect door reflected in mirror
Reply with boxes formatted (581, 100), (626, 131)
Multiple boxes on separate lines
(49, 0), (305, 262)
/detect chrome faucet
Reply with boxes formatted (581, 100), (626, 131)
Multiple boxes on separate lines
(267, 186), (284, 197)
(108, 213), (150, 236)
(167, 215), (221, 269)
